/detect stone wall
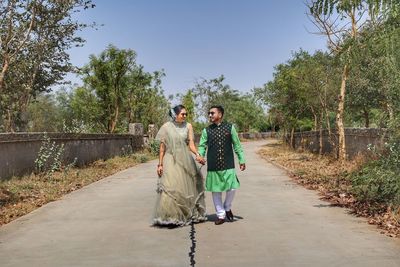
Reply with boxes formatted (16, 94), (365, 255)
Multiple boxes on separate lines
(238, 132), (277, 139)
(0, 127), (275, 180)
(286, 128), (389, 158)
(0, 133), (144, 180)
(193, 131), (276, 143)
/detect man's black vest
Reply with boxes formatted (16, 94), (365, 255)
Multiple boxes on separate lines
(206, 122), (235, 171)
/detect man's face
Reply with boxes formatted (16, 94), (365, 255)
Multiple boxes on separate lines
(208, 108), (222, 123)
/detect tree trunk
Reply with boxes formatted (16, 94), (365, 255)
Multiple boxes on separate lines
(18, 69), (38, 132)
(290, 127), (295, 149)
(4, 108), (15, 133)
(320, 90), (334, 150)
(325, 107), (332, 137)
(314, 114), (318, 131)
(325, 107), (336, 153)
(386, 102), (394, 122)
(0, 57), (10, 93)
(363, 108), (369, 128)
(311, 106), (317, 131)
(319, 112), (324, 155)
(336, 64), (349, 161)
(109, 105), (119, 133)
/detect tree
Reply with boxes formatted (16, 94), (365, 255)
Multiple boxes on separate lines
(68, 86), (103, 132)
(26, 93), (61, 132)
(124, 67), (168, 130)
(254, 55), (314, 147)
(346, 40), (384, 128)
(61, 45), (170, 133)
(254, 49), (341, 151)
(181, 89), (195, 123)
(307, 0), (398, 160)
(294, 50), (339, 153)
(229, 94), (268, 132)
(0, 0), (95, 132)
(189, 75), (268, 132)
(191, 75), (242, 122)
(343, 7), (400, 130)
(81, 45), (136, 133)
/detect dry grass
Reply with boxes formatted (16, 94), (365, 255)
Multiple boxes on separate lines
(0, 152), (155, 226)
(258, 140), (400, 238)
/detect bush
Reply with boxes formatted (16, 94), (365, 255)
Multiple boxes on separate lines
(131, 153), (150, 163)
(147, 139), (160, 156)
(34, 134), (65, 175)
(34, 133), (78, 178)
(120, 145), (133, 157)
(351, 142), (400, 208)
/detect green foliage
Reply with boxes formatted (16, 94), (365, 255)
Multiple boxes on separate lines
(352, 142), (400, 207)
(34, 134), (65, 177)
(192, 121), (208, 134)
(229, 94), (267, 132)
(189, 75), (269, 132)
(181, 90), (196, 123)
(41, 45), (170, 134)
(310, 0), (396, 17)
(346, 17), (400, 128)
(34, 134), (79, 179)
(81, 45), (136, 133)
(11, 44), (169, 134)
(124, 68), (169, 130)
(81, 45), (169, 133)
(297, 118), (314, 132)
(26, 94), (62, 132)
(0, 0), (95, 132)
(120, 145), (134, 157)
(147, 139), (161, 157)
(131, 153), (150, 163)
(254, 50), (339, 133)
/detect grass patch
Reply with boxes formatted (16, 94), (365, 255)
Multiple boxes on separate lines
(0, 151), (155, 226)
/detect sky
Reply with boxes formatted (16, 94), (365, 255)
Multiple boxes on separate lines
(65, 0), (327, 96)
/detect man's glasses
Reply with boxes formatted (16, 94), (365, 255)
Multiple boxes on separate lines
(208, 111), (216, 115)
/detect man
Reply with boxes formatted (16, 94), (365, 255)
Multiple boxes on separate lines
(198, 105), (246, 225)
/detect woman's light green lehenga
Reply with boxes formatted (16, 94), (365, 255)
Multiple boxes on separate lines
(152, 121), (207, 226)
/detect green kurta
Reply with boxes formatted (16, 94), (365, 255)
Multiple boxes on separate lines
(198, 124), (245, 192)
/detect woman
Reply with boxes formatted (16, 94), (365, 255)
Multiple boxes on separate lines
(152, 105), (207, 226)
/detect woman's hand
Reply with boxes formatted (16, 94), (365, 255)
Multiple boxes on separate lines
(157, 164), (163, 177)
(196, 155), (206, 165)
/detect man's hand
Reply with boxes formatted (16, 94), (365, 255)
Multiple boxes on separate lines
(240, 163), (246, 171)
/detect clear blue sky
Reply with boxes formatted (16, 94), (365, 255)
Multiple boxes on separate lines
(66, 0), (327, 96)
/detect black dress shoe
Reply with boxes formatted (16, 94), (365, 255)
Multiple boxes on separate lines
(214, 218), (225, 225)
(226, 210), (234, 221)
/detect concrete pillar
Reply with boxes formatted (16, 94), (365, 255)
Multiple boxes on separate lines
(129, 123), (144, 136)
(148, 124), (158, 140)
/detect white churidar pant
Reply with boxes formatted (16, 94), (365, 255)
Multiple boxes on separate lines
(212, 189), (236, 219)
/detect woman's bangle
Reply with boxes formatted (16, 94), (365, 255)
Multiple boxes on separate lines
(195, 152), (200, 157)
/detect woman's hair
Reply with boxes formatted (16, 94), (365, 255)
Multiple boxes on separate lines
(169, 104), (186, 120)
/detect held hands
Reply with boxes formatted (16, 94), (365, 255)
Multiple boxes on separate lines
(240, 163), (246, 171)
(195, 154), (206, 165)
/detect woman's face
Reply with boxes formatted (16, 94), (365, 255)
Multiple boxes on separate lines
(175, 108), (187, 123)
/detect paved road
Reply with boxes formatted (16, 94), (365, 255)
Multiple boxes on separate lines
(1, 140), (399, 267)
